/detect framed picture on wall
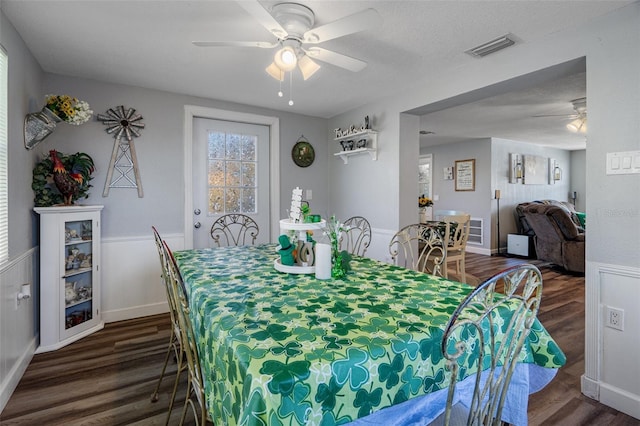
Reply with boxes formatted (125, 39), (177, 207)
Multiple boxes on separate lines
(455, 159), (475, 191)
(523, 154), (548, 185)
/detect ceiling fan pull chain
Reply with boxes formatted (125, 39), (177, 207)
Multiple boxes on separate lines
(289, 72), (294, 106)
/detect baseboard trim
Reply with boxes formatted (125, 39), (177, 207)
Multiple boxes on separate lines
(466, 246), (491, 256)
(102, 301), (169, 323)
(599, 382), (640, 420)
(0, 336), (37, 413)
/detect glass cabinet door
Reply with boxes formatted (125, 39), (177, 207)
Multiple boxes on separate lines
(63, 219), (94, 330)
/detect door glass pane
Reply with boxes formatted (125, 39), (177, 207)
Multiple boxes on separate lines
(225, 188), (241, 213)
(242, 188), (256, 213)
(209, 188), (224, 214)
(208, 160), (224, 186)
(242, 135), (256, 160)
(207, 131), (258, 215)
(64, 219), (93, 330)
(226, 134), (241, 160)
(208, 132), (225, 159)
(242, 162), (256, 187)
(226, 161), (241, 186)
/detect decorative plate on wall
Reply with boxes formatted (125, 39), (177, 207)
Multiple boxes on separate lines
(292, 136), (315, 168)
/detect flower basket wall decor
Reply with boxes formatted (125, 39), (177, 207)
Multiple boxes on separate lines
(24, 95), (93, 150)
(32, 150), (95, 206)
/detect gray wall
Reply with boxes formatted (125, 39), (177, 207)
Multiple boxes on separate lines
(2, 11), (42, 255)
(491, 137), (572, 249)
(421, 137), (573, 252)
(40, 74), (329, 239)
(570, 149), (586, 212)
(0, 8), (42, 411)
(328, 2), (639, 415)
(421, 138), (492, 250)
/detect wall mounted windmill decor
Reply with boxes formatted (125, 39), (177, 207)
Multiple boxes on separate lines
(97, 106), (145, 197)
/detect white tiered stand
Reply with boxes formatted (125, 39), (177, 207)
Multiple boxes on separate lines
(274, 218), (326, 274)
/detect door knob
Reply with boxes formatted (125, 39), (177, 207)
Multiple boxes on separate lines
(194, 222), (201, 229)
(194, 208), (201, 215)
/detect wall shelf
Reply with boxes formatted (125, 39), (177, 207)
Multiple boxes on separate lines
(334, 129), (377, 164)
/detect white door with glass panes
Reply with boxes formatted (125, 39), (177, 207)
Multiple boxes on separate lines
(193, 118), (270, 248)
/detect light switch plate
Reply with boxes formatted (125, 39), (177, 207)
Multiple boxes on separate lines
(606, 151), (640, 175)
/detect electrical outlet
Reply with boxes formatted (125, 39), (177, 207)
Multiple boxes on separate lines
(605, 306), (624, 331)
(306, 189), (312, 200)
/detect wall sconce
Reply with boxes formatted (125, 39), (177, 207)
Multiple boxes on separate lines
(510, 153), (523, 183)
(549, 158), (562, 183)
(553, 164), (562, 181)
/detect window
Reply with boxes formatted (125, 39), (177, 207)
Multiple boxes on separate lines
(0, 46), (8, 264)
(207, 131), (258, 215)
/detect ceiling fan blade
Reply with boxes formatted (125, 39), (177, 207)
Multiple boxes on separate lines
(532, 113), (579, 118)
(306, 47), (367, 72)
(237, 0), (288, 40)
(192, 41), (277, 48)
(303, 8), (381, 43)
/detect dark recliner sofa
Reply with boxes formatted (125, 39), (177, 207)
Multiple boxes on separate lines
(520, 203), (585, 273)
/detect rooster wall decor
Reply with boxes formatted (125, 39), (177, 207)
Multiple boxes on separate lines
(32, 150), (95, 207)
(97, 106), (145, 198)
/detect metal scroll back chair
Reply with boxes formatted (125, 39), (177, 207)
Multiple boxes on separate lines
(389, 223), (446, 276)
(439, 264), (543, 426)
(341, 216), (372, 257)
(210, 213), (259, 247)
(150, 226), (184, 420)
(442, 214), (471, 283)
(163, 241), (211, 425)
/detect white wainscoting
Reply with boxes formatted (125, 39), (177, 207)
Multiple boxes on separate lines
(100, 233), (183, 323)
(367, 228), (397, 264)
(101, 227), (489, 324)
(0, 248), (37, 413)
(583, 262), (640, 420)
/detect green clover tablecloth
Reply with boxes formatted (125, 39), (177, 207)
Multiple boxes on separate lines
(174, 245), (565, 426)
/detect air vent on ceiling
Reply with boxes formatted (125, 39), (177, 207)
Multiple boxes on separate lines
(465, 35), (516, 58)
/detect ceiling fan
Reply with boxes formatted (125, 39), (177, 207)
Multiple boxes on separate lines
(533, 97), (587, 133)
(193, 1), (382, 80)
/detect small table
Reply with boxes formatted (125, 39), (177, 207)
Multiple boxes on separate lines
(174, 245), (565, 425)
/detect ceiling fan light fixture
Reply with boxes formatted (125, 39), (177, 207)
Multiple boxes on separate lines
(567, 117), (587, 133)
(265, 62), (285, 81)
(274, 46), (298, 71)
(298, 55), (320, 80)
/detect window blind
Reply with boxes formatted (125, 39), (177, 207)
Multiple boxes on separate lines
(0, 46), (8, 264)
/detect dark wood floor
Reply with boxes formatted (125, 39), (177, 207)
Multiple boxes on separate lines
(1, 253), (638, 425)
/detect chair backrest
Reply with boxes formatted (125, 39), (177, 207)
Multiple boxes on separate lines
(152, 226), (181, 331)
(340, 216), (372, 257)
(442, 214), (471, 252)
(388, 223), (446, 276)
(210, 213), (259, 247)
(441, 264), (543, 426)
(163, 240), (208, 423)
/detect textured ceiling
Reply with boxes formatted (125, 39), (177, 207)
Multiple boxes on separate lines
(2, 1), (632, 149)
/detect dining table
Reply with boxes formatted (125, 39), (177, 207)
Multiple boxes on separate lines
(173, 244), (565, 426)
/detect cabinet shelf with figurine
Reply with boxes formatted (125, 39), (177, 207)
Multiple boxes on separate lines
(333, 129), (377, 164)
(34, 205), (104, 353)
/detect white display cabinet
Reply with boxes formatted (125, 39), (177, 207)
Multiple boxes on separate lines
(34, 205), (104, 352)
